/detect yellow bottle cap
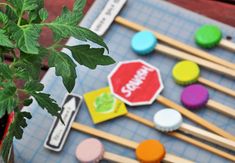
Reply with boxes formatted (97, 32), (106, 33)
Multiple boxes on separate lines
(172, 60), (200, 85)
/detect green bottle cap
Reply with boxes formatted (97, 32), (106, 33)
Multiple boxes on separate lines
(194, 25), (222, 48)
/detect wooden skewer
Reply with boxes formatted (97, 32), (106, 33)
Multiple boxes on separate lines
(179, 123), (235, 151)
(71, 122), (194, 163)
(156, 95), (235, 141)
(173, 60), (235, 98)
(126, 112), (235, 154)
(220, 39), (235, 52)
(115, 16), (235, 70)
(126, 113), (235, 161)
(72, 122), (137, 149)
(169, 132), (235, 162)
(104, 151), (139, 163)
(155, 44), (235, 78)
(181, 84), (235, 118)
(198, 77), (235, 98)
(207, 100), (235, 118)
(163, 154), (194, 163)
(76, 138), (139, 163)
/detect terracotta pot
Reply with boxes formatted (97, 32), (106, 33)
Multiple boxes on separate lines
(0, 113), (14, 163)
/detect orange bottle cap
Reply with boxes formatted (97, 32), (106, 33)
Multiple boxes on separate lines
(136, 139), (165, 163)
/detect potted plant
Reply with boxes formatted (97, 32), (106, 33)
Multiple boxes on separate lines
(0, 112), (14, 163)
(0, 0), (115, 162)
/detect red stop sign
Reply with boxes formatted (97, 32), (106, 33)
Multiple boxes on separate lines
(108, 60), (164, 106)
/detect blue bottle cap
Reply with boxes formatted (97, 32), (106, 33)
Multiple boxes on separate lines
(131, 31), (157, 55)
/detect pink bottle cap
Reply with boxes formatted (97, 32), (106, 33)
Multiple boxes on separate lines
(76, 138), (104, 163)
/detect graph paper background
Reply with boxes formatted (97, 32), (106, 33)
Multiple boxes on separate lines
(14, 0), (235, 162)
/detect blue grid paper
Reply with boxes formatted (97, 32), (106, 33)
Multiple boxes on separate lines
(14, 0), (235, 163)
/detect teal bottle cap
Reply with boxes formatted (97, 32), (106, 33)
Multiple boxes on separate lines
(195, 25), (222, 48)
(131, 31), (157, 55)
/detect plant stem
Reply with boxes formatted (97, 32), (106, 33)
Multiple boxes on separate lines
(0, 3), (16, 13)
(20, 23), (49, 28)
(17, 13), (23, 26)
(47, 39), (63, 50)
(17, 88), (26, 93)
(9, 59), (19, 69)
(11, 50), (17, 61)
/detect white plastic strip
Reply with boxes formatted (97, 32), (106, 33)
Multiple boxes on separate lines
(90, 0), (127, 36)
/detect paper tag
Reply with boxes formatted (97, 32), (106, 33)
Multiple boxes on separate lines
(84, 87), (128, 124)
(44, 94), (82, 152)
(90, 0), (127, 36)
(108, 60), (164, 106)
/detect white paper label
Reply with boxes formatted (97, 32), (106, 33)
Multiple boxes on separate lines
(90, 0), (127, 36)
(44, 94), (82, 152)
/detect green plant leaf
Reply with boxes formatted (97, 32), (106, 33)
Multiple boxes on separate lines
(45, 7), (83, 40)
(31, 92), (62, 119)
(28, 11), (37, 23)
(76, 27), (109, 52)
(14, 62), (38, 80)
(7, 0), (38, 15)
(0, 63), (13, 79)
(0, 29), (14, 48)
(61, 6), (70, 15)
(11, 25), (41, 54)
(44, 8), (108, 51)
(1, 111), (32, 162)
(67, 44), (115, 69)
(5, 5), (18, 21)
(23, 98), (33, 106)
(39, 8), (48, 22)
(73, 0), (86, 12)
(14, 59), (41, 80)
(0, 84), (17, 118)
(0, 1), (112, 160)
(24, 80), (44, 93)
(48, 50), (77, 93)
(0, 46), (13, 55)
(43, 5), (108, 51)
(56, 7), (83, 26)
(0, 12), (9, 26)
(21, 48), (46, 62)
(14, 49), (45, 80)
(28, 0), (44, 23)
